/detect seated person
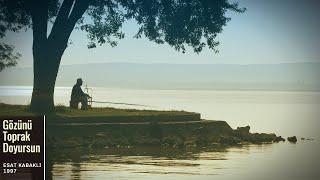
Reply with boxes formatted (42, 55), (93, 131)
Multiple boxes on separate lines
(70, 78), (91, 110)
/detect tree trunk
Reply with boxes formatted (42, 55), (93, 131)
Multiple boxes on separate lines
(28, 0), (88, 113)
(30, 41), (63, 113)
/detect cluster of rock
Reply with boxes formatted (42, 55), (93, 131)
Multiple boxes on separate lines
(219, 126), (285, 145)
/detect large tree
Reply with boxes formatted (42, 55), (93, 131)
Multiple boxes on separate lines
(0, 0), (244, 112)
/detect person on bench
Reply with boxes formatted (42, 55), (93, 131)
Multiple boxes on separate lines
(70, 78), (91, 110)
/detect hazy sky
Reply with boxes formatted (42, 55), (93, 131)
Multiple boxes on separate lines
(3, 0), (320, 67)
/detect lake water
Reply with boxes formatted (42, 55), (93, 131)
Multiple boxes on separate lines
(1, 86), (319, 179)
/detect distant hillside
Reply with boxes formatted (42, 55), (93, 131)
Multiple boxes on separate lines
(1, 62), (319, 91)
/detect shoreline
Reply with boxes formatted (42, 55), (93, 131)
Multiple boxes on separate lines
(0, 103), (285, 149)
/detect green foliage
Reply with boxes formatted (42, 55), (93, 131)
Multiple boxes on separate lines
(0, 0), (245, 55)
(83, 0), (246, 53)
(0, 43), (20, 71)
(122, 0), (245, 53)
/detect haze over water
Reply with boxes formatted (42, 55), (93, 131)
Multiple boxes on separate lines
(1, 86), (319, 179)
(1, 86), (319, 138)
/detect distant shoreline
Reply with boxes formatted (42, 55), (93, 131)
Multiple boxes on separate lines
(1, 85), (320, 93)
(1, 62), (319, 91)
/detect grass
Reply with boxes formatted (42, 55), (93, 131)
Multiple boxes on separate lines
(0, 103), (35, 116)
(0, 103), (198, 117)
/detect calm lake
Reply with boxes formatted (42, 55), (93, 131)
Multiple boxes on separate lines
(0, 86), (319, 179)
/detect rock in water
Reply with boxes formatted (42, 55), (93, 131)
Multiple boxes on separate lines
(287, 136), (297, 143)
(276, 136), (285, 142)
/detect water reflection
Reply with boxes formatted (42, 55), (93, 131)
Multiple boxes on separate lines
(47, 144), (272, 180)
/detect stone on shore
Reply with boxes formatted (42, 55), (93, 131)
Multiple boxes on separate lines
(232, 126), (285, 144)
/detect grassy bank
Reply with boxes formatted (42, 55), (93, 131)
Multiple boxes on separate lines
(0, 103), (200, 122)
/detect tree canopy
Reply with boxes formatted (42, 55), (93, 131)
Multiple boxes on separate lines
(0, 0), (245, 56)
